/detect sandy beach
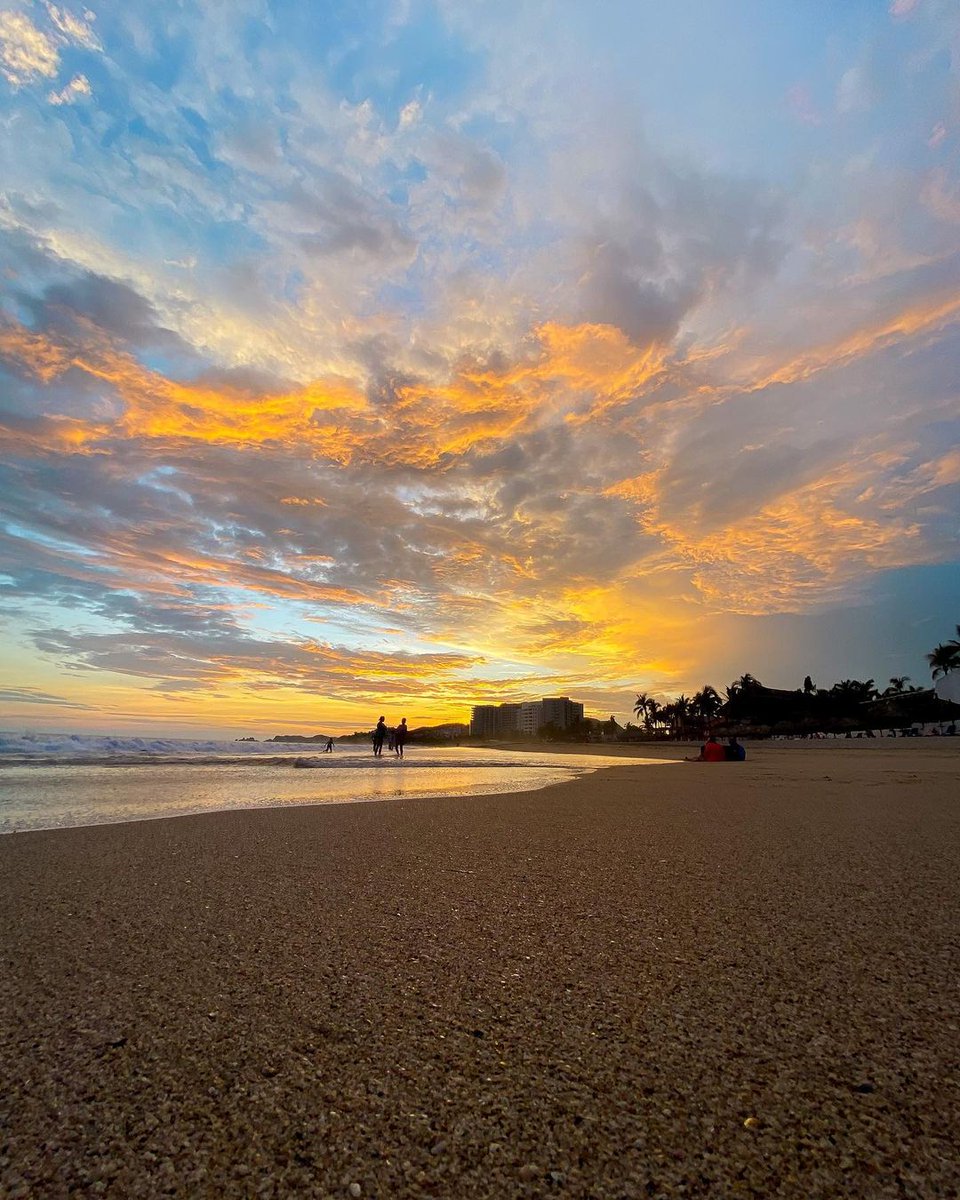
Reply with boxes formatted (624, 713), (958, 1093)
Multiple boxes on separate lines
(2, 742), (959, 1198)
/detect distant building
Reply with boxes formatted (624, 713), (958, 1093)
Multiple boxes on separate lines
(498, 703), (522, 733)
(518, 701), (543, 735)
(470, 706), (501, 737)
(471, 696), (585, 737)
(541, 697), (584, 730)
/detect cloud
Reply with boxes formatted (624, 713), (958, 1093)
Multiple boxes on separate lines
(3, 246), (957, 649)
(431, 131), (507, 210)
(17, 269), (193, 355)
(927, 123), (947, 149)
(283, 175), (418, 262)
(837, 65), (877, 115)
(45, 4), (100, 51)
(0, 685), (95, 708)
(786, 84), (822, 126)
(0, 10), (59, 85)
(921, 169), (960, 224)
(0, 4), (100, 90)
(23, 616), (482, 700)
(398, 98), (421, 129)
(559, 162), (786, 347)
(48, 72), (91, 105)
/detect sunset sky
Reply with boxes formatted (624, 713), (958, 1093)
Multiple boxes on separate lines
(1, 0), (958, 737)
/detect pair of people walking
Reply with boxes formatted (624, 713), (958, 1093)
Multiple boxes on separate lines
(372, 716), (408, 757)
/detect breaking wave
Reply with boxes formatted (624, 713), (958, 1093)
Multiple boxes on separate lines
(0, 731), (323, 766)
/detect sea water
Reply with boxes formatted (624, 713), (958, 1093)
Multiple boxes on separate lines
(0, 734), (640, 833)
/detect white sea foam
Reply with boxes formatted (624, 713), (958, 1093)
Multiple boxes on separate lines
(0, 731), (312, 763)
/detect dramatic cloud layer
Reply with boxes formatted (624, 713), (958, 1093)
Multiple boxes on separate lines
(1, 0), (958, 733)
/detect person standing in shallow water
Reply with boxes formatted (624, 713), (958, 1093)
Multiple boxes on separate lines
(373, 716), (387, 756)
(394, 717), (408, 757)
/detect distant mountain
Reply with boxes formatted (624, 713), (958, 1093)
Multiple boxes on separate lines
(269, 722), (469, 744)
(412, 723), (469, 740)
(268, 733), (333, 743)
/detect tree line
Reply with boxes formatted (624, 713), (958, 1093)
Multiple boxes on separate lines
(632, 625), (960, 739)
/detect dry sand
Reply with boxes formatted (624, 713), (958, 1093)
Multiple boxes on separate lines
(2, 742), (959, 1198)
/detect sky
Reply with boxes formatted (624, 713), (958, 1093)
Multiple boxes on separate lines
(0, 0), (958, 737)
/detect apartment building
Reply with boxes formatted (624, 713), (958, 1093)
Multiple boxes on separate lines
(469, 705), (501, 737)
(517, 700), (543, 734)
(471, 696), (584, 737)
(498, 703), (522, 733)
(541, 697), (585, 729)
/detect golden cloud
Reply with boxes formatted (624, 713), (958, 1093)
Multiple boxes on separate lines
(625, 454), (928, 614)
(0, 315), (673, 474)
(743, 291), (960, 392)
(3, 286), (956, 689)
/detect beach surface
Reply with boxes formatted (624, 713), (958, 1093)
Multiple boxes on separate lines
(2, 742), (959, 1198)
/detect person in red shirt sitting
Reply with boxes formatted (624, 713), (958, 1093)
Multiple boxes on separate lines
(685, 735), (727, 762)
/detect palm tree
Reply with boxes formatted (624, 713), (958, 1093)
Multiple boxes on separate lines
(827, 680), (879, 723)
(928, 643), (960, 679)
(633, 693), (650, 724)
(645, 698), (663, 734)
(672, 694), (692, 739)
(833, 679), (879, 700)
(884, 676), (910, 696)
(692, 685), (722, 733)
(726, 673), (762, 703)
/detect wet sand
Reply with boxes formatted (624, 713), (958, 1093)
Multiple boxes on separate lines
(2, 742), (959, 1197)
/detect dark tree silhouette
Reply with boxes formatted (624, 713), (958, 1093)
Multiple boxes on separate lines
(928, 642), (959, 679)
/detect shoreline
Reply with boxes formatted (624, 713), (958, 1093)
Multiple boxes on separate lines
(3, 745), (959, 1196)
(0, 747), (658, 837)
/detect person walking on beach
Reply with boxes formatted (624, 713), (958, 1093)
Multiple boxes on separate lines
(394, 717), (408, 757)
(373, 716), (387, 756)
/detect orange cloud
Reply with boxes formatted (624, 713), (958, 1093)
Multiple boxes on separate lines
(0, 317), (371, 456)
(3, 289), (956, 709)
(1, 316), (674, 477)
(612, 451), (931, 614)
(742, 291), (960, 392)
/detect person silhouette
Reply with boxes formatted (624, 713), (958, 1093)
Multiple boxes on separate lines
(395, 717), (408, 757)
(373, 716), (387, 756)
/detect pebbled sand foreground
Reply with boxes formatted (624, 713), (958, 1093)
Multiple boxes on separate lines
(2, 743), (959, 1198)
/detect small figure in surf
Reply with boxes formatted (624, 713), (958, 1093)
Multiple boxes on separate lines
(395, 717), (408, 757)
(324, 738), (334, 753)
(373, 716), (387, 756)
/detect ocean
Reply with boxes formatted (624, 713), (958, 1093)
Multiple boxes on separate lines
(0, 733), (640, 833)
